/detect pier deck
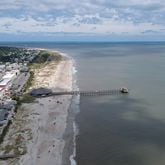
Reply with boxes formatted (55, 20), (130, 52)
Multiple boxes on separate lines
(51, 89), (128, 96)
(31, 88), (129, 97)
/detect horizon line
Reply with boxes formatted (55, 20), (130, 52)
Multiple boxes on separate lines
(0, 40), (165, 43)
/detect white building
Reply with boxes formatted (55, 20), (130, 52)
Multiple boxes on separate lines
(3, 71), (17, 80)
(0, 78), (11, 88)
(0, 87), (5, 102)
(0, 65), (5, 74)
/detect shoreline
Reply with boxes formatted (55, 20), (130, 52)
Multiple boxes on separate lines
(0, 49), (76, 165)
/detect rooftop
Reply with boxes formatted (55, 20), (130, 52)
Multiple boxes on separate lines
(0, 109), (8, 122)
(31, 87), (52, 96)
(3, 71), (16, 79)
(0, 78), (11, 86)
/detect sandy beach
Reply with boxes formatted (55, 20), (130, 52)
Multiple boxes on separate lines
(0, 52), (74, 165)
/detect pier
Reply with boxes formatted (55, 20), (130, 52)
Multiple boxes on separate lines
(52, 87), (128, 96)
(30, 87), (129, 97)
(31, 87), (128, 97)
(52, 89), (125, 96)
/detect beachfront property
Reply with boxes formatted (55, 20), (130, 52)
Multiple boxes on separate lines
(0, 101), (16, 135)
(0, 65), (5, 75)
(0, 68), (21, 136)
(0, 46), (39, 138)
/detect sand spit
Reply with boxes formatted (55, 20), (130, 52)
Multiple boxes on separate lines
(0, 53), (74, 165)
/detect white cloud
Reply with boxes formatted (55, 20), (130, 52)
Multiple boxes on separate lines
(0, 0), (165, 36)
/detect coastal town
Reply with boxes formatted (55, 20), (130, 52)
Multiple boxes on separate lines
(0, 47), (39, 138)
(0, 45), (129, 164)
(0, 46), (74, 165)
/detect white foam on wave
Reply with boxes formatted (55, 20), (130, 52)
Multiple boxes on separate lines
(70, 56), (80, 165)
(69, 94), (80, 165)
(73, 67), (78, 74)
(70, 121), (79, 165)
(71, 55), (77, 73)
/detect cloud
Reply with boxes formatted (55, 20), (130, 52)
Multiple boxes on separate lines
(78, 16), (102, 25)
(141, 30), (159, 34)
(0, 0), (165, 39)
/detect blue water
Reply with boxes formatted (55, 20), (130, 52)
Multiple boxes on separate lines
(1, 42), (165, 165)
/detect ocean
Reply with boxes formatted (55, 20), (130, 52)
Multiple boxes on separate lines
(1, 42), (165, 165)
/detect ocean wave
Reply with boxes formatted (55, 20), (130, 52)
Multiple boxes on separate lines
(70, 56), (80, 165)
(70, 121), (79, 165)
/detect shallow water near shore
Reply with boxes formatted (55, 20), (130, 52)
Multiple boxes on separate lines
(2, 42), (165, 165)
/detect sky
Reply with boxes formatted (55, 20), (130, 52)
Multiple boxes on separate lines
(0, 0), (165, 41)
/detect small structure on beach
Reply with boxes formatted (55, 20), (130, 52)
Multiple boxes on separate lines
(30, 87), (52, 97)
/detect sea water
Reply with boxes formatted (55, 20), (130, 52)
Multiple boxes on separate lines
(2, 42), (165, 165)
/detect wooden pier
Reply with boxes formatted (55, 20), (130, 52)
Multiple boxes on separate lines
(51, 89), (128, 97)
(30, 87), (129, 97)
